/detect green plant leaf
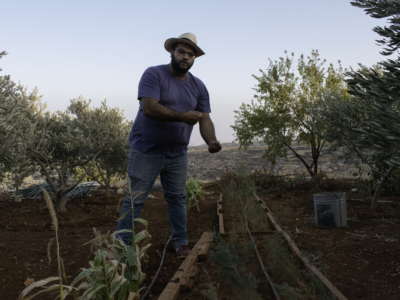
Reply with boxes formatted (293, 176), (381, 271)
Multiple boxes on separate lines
(92, 250), (103, 271)
(113, 229), (133, 236)
(133, 218), (148, 229)
(71, 268), (92, 285)
(17, 277), (60, 300)
(116, 208), (132, 222)
(80, 284), (108, 300)
(126, 246), (137, 266)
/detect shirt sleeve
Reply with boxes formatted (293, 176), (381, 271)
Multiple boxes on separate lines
(195, 81), (211, 113)
(137, 67), (160, 101)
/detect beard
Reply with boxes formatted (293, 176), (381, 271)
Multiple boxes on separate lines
(171, 53), (194, 73)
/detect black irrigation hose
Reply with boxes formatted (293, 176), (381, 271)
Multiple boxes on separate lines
(239, 197), (281, 300)
(141, 235), (172, 300)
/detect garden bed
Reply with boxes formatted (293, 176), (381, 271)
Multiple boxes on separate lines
(0, 185), (220, 300)
(262, 190), (400, 299)
(1, 175), (400, 300)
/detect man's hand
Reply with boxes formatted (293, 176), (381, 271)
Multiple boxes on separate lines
(182, 111), (203, 125)
(208, 140), (222, 153)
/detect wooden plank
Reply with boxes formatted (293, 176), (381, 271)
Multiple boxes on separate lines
(170, 247), (199, 283)
(189, 265), (200, 280)
(253, 193), (272, 213)
(158, 282), (180, 300)
(180, 265), (200, 291)
(218, 194), (226, 236)
(162, 232), (214, 299)
(197, 232), (213, 261)
(265, 211), (348, 300)
(203, 180), (220, 188)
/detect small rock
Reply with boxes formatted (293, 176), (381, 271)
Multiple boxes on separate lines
(24, 278), (34, 286)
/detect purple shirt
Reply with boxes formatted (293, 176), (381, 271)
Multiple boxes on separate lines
(129, 64), (211, 157)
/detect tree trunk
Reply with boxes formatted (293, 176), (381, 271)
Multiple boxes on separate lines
(313, 155), (318, 176)
(55, 193), (69, 214)
(105, 179), (110, 197)
(284, 142), (314, 177)
(371, 165), (396, 210)
(15, 177), (21, 195)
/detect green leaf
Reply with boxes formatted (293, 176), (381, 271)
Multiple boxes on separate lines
(126, 246), (137, 266)
(17, 277), (60, 300)
(92, 250), (103, 271)
(133, 218), (148, 229)
(80, 284), (108, 300)
(113, 229), (133, 236)
(110, 277), (127, 297)
(116, 208), (132, 222)
(71, 268), (92, 285)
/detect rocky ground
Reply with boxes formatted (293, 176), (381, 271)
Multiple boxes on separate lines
(187, 141), (363, 182)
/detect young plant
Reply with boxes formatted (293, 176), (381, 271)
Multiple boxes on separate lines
(185, 176), (205, 212)
(267, 233), (334, 300)
(18, 179), (151, 300)
(209, 234), (262, 300)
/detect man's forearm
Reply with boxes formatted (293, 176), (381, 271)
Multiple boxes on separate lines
(199, 119), (217, 145)
(144, 101), (185, 122)
(142, 98), (202, 125)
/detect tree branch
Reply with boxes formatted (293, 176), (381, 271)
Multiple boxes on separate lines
(32, 157), (59, 194)
(61, 149), (103, 195)
(283, 139), (313, 176)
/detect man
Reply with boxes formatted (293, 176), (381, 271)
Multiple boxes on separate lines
(116, 33), (221, 258)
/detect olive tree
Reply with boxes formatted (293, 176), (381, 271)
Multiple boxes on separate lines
(316, 0), (400, 209)
(232, 50), (347, 177)
(6, 84), (46, 193)
(0, 51), (37, 184)
(80, 114), (131, 196)
(28, 98), (126, 213)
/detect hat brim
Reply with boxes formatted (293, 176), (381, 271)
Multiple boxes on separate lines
(164, 38), (205, 58)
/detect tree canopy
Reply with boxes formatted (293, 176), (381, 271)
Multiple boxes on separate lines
(232, 50), (347, 177)
(28, 98), (129, 213)
(317, 0), (400, 209)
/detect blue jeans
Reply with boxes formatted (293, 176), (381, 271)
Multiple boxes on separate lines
(116, 147), (188, 248)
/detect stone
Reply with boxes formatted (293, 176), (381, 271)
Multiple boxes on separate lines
(24, 278), (34, 286)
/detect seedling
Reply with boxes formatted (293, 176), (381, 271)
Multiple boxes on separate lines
(185, 176), (205, 212)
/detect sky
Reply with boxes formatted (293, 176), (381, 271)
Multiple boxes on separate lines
(1, 0), (391, 146)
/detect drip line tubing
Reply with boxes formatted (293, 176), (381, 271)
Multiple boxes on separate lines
(239, 197), (281, 300)
(141, 235), (172, 300)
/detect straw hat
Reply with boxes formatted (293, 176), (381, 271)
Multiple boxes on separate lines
(164, 33), (205, 58)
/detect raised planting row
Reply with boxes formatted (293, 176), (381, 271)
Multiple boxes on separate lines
(218, 191), (348, 300)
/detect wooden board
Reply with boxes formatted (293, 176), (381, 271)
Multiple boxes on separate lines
(253, 193), (272, 213)
(158, 282), (180, 300)
(158, 232), (214, 300)
(256, 193), (348, 300)
(203, 180), (220, 188)
(197, 232), (213, 261)
(217, 193), (226, 236)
